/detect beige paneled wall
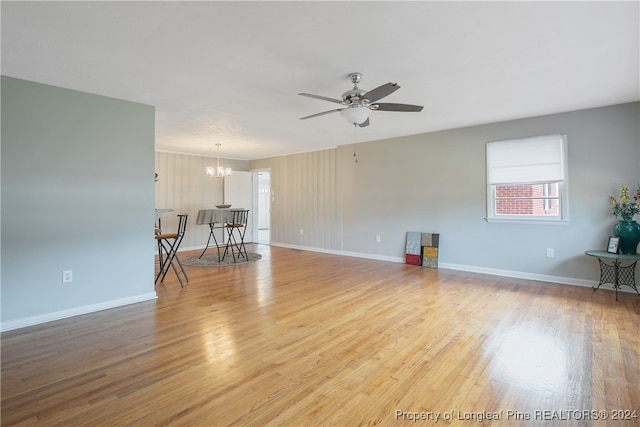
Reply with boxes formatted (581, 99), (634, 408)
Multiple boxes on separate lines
(155, 151), (250, 249)
(251, 148), (342, 251)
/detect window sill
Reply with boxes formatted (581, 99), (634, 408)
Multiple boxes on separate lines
(485, 217), (569, 225)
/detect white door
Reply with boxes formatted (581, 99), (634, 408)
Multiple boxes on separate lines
(224, 171), (253, 242)
(252, 170), (271, 244)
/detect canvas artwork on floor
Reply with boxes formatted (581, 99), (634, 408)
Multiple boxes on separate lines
(405, 232), (439, 268)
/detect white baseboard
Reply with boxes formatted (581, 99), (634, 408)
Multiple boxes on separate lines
(1, 292), (158, 332)
(438, 262), (599, 289)
(270, 242), (610, 290)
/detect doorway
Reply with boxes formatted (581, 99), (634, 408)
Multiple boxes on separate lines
(253, 170), (271, 244)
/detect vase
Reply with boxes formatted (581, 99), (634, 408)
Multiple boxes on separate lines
(613, 220), (640, 255)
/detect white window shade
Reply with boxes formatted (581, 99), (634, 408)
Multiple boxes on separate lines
(487, 134), (567, 185)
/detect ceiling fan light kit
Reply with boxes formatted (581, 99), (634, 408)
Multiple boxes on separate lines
(341, 104), (370, 126)
(299, 72), (423, 127)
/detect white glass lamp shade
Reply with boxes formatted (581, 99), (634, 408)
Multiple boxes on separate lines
(205, 165), (232, 178)
(206, 143), (232, 178)
(341, 105), (370, 125)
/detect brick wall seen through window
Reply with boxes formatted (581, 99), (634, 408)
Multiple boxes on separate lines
(495, 183), (559, 217)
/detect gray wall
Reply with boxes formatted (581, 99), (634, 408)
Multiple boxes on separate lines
(251, 102), (640, 284)
(1, 76), (156, 330)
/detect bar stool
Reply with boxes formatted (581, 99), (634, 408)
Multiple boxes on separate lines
(199, 222), (226, 262)
(223, 210), (249, 263)
(155, 214), (189, 287)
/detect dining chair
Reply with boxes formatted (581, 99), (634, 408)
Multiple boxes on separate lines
(155, 214), (189, 287)
(223, 209), (249, 263)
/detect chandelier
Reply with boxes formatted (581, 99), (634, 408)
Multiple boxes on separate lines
(205, 143), (232, 178)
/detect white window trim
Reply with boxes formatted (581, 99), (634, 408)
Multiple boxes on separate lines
(485, 134), (569, 225)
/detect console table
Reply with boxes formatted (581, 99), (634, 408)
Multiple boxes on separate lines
(585, 250), (640, 301)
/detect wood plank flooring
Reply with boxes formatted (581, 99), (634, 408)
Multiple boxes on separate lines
(2, 244), (639, 426)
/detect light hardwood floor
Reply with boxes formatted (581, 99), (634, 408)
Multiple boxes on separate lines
(2, 245), (639, 426)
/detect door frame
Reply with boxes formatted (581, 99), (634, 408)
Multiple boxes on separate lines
(251, 169), (271, 244)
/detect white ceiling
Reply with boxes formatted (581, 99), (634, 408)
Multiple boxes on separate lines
(2, 1), (638, 160)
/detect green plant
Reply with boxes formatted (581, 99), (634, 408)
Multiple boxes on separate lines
(610, 184), (640, 221)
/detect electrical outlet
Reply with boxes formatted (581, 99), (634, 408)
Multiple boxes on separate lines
(300, 229), (304, 235)
(376, 235), (381, 242)
(62, 270), (73, 283)
(546, 248), (554, 258)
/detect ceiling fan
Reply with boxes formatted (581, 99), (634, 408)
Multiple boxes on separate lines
(298, 72), (423, 127)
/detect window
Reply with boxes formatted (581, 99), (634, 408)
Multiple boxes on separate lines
(486, 134), (568, 223)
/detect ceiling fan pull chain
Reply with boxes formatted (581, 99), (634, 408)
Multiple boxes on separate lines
(352, 123), (359, 163)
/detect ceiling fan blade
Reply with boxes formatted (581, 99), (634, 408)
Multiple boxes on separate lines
(373, 103), (424, 112)
(363, 82), (400, 103)
(298, 93), (343, 104)
(300, 108), (344, 120)
(357, 117), (370, 128)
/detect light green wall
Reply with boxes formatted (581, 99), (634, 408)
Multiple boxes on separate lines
(1, 76), (156, 330)
(251, 102), (640, 283)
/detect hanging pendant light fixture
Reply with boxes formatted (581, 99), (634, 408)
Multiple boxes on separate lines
(205, 143), (232, 178)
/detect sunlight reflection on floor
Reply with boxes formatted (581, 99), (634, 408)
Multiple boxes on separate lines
(203, 327), (237, 365)
(491, 328), (567, 391)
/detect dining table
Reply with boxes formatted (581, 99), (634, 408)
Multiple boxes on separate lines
(196, 208), (247, 261)
(155, 208), (174, 223)
(155, 208), (174, 233)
